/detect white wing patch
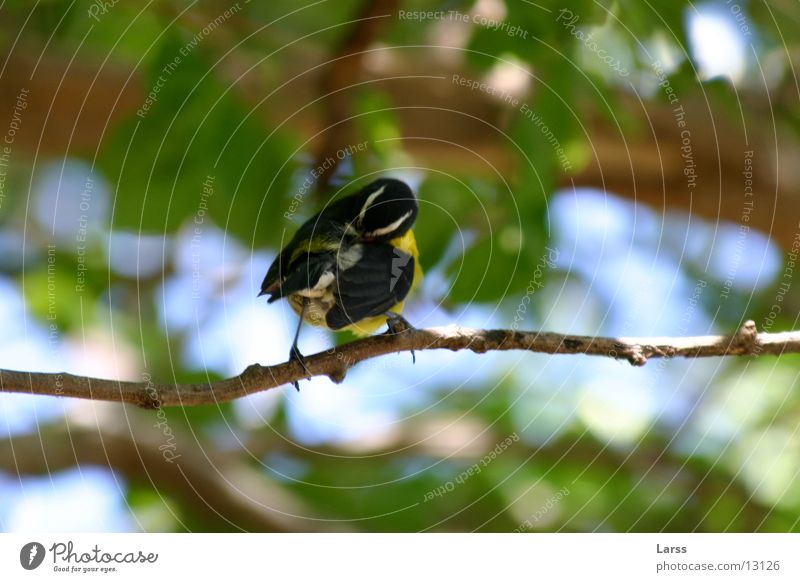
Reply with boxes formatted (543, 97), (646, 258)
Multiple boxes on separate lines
(336, 244), (363, 271)
(312, 271), (335, 290)
(296, 270), (335, 298)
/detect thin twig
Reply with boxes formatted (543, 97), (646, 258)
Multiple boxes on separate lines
(1, 321), (798, 408)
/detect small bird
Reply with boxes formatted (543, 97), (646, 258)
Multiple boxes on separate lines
(259, 178), (423, 389)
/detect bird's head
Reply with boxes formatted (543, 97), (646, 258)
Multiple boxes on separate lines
(355, 178), (418, 242)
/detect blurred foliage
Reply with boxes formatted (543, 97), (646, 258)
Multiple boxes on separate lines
(1, 0), (799, 532)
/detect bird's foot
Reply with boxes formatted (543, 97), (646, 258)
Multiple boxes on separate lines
(384, 312), (416, 364)
(385, 312), (414, 334)
(288, 346), (310, 391)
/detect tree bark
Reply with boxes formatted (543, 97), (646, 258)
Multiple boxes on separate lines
(2, 321), (798, 407)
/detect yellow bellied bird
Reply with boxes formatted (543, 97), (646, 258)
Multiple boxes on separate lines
(259, 178), (422, 389)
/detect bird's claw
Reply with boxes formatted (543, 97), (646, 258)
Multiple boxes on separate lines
(385, 313), (414, 335)
(288, 346), (310, 391)
(385, 313), (416, 364)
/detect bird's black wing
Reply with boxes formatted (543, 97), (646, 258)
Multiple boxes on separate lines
(265, 252), (335, 303)
(260, 218), (348, 300)
(325, 243), (415, 330)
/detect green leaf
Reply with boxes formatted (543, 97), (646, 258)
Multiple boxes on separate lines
(99, 33), (296, 247)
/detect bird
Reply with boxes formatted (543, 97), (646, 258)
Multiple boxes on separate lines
(259, 177), (423, 389)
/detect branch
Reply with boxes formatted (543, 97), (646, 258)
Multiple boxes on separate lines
(2, 321), (799, 407)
